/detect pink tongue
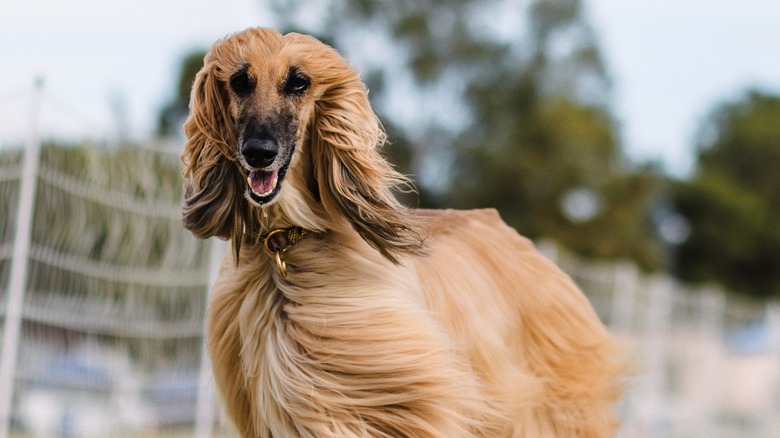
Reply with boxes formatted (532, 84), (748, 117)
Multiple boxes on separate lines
(249, 169), (278, 195)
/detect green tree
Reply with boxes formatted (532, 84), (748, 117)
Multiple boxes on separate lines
(444, 0), (664, 268)
(157, 50), (207, 138)
(270, 0), (665, 269)
(673, 90), (780, 298)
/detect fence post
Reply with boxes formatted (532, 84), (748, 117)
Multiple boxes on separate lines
(638, 276), (673, 430)
(764, 302), (780, 433)
(695, 288), (725, 435)
(611, 262), (638, 335)
(194, 238), (227, 438)
(0, 78), (44, 438)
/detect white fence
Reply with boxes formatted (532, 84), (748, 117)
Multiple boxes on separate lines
(0, 140), (218, 437)
(1, 141), (779, 436)
(542, 244), (780, 438)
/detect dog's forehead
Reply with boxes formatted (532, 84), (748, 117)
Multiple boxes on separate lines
(213, 28), (343, 95)
(236, 45), (312, 86)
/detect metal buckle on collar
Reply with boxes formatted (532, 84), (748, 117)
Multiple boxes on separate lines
(262, 227), (307, 277)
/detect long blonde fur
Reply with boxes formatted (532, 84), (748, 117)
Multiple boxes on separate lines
(182, 27), (625, 437)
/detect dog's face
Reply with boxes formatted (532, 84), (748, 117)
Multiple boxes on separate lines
(181, 28), (424, 262)
(229, 61), (314, 207)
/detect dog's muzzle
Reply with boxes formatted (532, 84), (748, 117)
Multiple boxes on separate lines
(242, 138), (280, 198)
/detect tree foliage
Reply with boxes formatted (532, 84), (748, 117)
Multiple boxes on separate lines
(270, 0), (665, 269)
(673, 90), (780, 298)
(157, 50), (207, 138)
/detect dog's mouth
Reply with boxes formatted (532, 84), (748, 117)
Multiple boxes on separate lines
(245, 160), (290, 206)
(248, 168), (278, 195)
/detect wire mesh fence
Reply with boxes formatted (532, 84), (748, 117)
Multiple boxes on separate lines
(1, 141), (779, 437)
(0, 142), (221, 437)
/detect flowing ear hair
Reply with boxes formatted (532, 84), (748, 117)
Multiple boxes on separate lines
(180, 56), (247, 256)
(310, 59), (424, 263)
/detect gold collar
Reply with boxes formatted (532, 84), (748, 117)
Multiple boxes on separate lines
(260, 226), (308, 277)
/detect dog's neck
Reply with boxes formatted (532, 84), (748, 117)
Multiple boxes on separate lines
(245, 225), (309, 277)
(243, 182), (329, 234)
(238, 182), (361, 276)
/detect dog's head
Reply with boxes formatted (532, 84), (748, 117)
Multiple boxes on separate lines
(181, 28), (422, 263)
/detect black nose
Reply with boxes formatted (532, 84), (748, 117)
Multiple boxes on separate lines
(241, 138), (278, 168)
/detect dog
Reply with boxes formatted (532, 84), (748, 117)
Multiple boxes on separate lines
(181, 27), (625, 438)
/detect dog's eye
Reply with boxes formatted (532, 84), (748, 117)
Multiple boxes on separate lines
(229, 65), (254, 97)
(283, 68), (310, 95)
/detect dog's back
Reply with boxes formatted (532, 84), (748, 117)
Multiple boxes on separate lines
(412, 208), (625, 437)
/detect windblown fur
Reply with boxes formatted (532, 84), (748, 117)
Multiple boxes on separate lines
(181, 27), (625, 437)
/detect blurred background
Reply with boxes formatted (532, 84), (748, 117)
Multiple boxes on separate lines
(1, 0), (779, 436)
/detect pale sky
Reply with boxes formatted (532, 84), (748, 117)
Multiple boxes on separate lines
(588, 0), (780, 175)
(1, 0), (779, 177)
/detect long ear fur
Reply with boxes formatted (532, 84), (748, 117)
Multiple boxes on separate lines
(308, 53), (424, 263)
(181, 57), (247, 255)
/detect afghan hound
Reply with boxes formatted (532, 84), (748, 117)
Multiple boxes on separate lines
(181, 27), (625, 438)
